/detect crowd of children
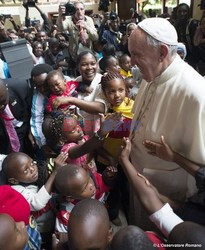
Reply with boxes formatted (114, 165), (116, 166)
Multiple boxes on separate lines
(0, 2), (205, 250)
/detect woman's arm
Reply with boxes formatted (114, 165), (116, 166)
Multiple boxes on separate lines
(69, 113), (122, 158)
(52, 96), (105, 114)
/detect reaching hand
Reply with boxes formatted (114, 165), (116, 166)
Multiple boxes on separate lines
(54, 152), (68, 170)
(52, 233), (68, 250)
(99, 112), (123, 136)
(51, 96), (71, 110)
(59, 4), (66, 16)
(120, 137), (131, 161)
(28, 131), (36, 148)
(143, 135), (174, 162)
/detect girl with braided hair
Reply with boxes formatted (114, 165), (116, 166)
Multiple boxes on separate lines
(49, 113), (96, 171)
(48, 111), (123, 173)
(97, 71), (134, 167)
(96, 71), (134, 225)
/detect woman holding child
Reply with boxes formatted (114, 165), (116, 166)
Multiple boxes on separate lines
(51, 51), (104, 135)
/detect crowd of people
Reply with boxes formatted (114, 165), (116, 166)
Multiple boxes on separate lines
(0, 1), (205, 250)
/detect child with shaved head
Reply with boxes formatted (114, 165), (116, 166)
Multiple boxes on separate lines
(0, 214), (28, 250)
(54, 164), (117, 233)
(111, 225), (155, 250)
(52, 199), (113, 250)
(2, 152), (67, 212)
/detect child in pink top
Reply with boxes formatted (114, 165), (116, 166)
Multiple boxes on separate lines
(49, 113), (96, 172)
(46, 70), (78, 113)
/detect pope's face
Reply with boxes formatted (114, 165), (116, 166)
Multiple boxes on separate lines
(128, 28), (161, 82)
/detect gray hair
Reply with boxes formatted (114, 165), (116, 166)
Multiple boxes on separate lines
(146, 33), (177, 57)
(74, 1), (85, 7)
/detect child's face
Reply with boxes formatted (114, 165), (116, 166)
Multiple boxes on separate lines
(125, 78), (136, 90)
(79, 54), (97, 83)
(0, 214), (28, 250)
(12, 155), (38, 184)
(104, 78), (126, 106)
(120, 56), (131, 72)
(62, 118), (84, 143)
(48, 74), (66, 96)
(69, 168), (96, 200)
(106, 57), (120, 74)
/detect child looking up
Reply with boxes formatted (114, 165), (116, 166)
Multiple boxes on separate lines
(49, 113), (94, 170)
(2, 152), (67, 212)
(54, 164), (117, 233)
(119, 54), (132, 78)
(46, 70), (78, 113)
(48, 112), (123, 170)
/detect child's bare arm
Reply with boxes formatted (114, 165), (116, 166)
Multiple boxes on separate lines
(143, 135), (200, 177)
(44, 152), (68, 194)
(69, 112), (122, 159)
(119, 138), (163, 215)
(95, 146), (117, 167)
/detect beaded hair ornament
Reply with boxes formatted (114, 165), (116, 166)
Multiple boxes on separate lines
(49, 113), (78, 142)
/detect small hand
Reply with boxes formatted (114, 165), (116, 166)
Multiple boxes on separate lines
(120, 137), (131, 160)
(106, 166), (118, 178)
(51, 96), (71, 110)
(28, 131), (36, 148)
(143, 135), (174, 162)
(52, 233), (68, 250)
(54, 152), (68, 170)
(85, 86), (93, 94)
(99, 112), (123, 136)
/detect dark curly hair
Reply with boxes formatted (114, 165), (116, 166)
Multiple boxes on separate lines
(49, 113), (77, 143)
